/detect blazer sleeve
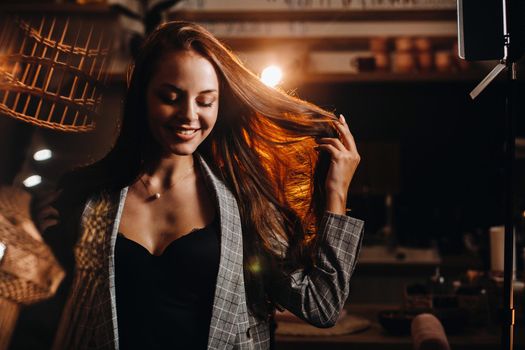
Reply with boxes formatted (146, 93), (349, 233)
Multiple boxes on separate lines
(267, 211), (364, 328)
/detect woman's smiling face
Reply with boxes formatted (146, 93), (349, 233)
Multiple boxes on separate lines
(146, 50), (219, 156)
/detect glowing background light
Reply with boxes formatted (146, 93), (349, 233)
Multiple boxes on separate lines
(260, 65), (283, 87)
(23, 175), (42, 188)
(33, 149), (52, 161)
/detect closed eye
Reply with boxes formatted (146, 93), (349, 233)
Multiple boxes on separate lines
(159, 94), (178, 104)
(197, 96), (216, 108)
(198, 101), (214, 108)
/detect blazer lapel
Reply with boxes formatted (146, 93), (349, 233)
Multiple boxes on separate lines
(104, 154), (246, 350)
(55, 189), (124, 350)
(195, 153), (247, 350)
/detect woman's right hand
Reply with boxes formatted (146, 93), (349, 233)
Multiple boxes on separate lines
(34, 190), (61, 234)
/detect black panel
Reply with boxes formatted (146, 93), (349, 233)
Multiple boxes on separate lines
(457, 0), (505, 60)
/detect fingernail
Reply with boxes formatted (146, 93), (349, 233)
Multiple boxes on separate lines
(339, 114), (346, 123)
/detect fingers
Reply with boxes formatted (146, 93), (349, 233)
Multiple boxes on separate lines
(314, 143), (340, 158)
(333, 114), (358, 152)
(35, 206), (60, 233)
(39, 219), (60, 234)
(37, 206), (60, 220)
(316, 114), (359, 164)
(316, 114), (360, 201)
(316, 137), (346, 152)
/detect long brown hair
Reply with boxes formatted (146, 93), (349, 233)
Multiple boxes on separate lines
(65, 21), (340, 320)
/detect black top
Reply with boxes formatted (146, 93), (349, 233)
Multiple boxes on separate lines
(115, 217), (220, 350)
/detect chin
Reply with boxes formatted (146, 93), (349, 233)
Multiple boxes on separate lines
(166, 142), (200, 156)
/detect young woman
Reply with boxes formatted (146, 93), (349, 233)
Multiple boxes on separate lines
(50, 21), (364, 350)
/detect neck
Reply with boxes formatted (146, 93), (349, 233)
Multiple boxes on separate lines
(144, 153), (196, 188)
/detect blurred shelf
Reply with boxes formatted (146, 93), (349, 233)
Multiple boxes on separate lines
(168, 9), (457, 22)
(0, 3), (115, 15)
(0, 5), (457, 21)
(358, 245), (441, 265)
(219, 36), (457, 51)
(285, 70), (490, 84)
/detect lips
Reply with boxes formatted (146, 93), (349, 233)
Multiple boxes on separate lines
(165, 125), (201, 140)
(175, 128), (198, 135)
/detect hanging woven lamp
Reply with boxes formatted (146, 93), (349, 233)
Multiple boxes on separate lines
(0, 14), (114, 132)
(0, 186), (65, 350)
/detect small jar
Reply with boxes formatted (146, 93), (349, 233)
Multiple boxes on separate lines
(414, 37), (432, 52)
(350, 55), (376, 72)
(374, 52), (390, 71)
(417, 52), (434, 71)
(393, 51), (415, 73)
(435, 50), (452, 72)
(370, 37), (389, 52)
(395, 37), (413, 52)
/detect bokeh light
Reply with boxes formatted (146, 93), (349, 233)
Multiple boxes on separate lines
(33, 149), (52, 161)
(23, 175), (42, 188)
(260, 65), (283, 87)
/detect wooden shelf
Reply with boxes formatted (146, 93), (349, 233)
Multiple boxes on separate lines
(0, 5), (457, 21)
(283, 70), (489, 85)
(168, 9), (457, 22)
(218, 36), (457, 52)
(0, 3), (115, 16)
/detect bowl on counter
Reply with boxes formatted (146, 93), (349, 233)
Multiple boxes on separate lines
(378, 309), (428, 335)
(378, 307), (468, 335)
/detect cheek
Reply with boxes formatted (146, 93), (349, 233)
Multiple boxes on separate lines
(201, 107), (219, 130)
(147, 105), (176, 134)
(149, 104), (174, 120)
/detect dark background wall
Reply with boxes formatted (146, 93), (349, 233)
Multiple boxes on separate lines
(298, 79), (524, 253)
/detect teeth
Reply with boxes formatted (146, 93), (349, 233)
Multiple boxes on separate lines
(175, 129), (197, 135)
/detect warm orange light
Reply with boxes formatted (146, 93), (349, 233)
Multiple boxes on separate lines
(260, 65), (282, 87)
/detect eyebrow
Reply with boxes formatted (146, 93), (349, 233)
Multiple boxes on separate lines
(160, 83), (217, 94)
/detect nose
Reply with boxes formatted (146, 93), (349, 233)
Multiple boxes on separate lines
(178, 97), (197, 122)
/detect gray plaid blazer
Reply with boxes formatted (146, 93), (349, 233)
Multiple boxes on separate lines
(52, 153), (364, 350)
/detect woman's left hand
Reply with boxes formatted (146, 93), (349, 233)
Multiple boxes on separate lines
(315, 114), (360, 215)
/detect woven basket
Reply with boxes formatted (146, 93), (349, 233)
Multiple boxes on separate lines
(0, 14), (114, 132)
(0, 186), (65, 350)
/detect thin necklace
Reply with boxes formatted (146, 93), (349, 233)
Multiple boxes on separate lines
(138, 165), (194, 201)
